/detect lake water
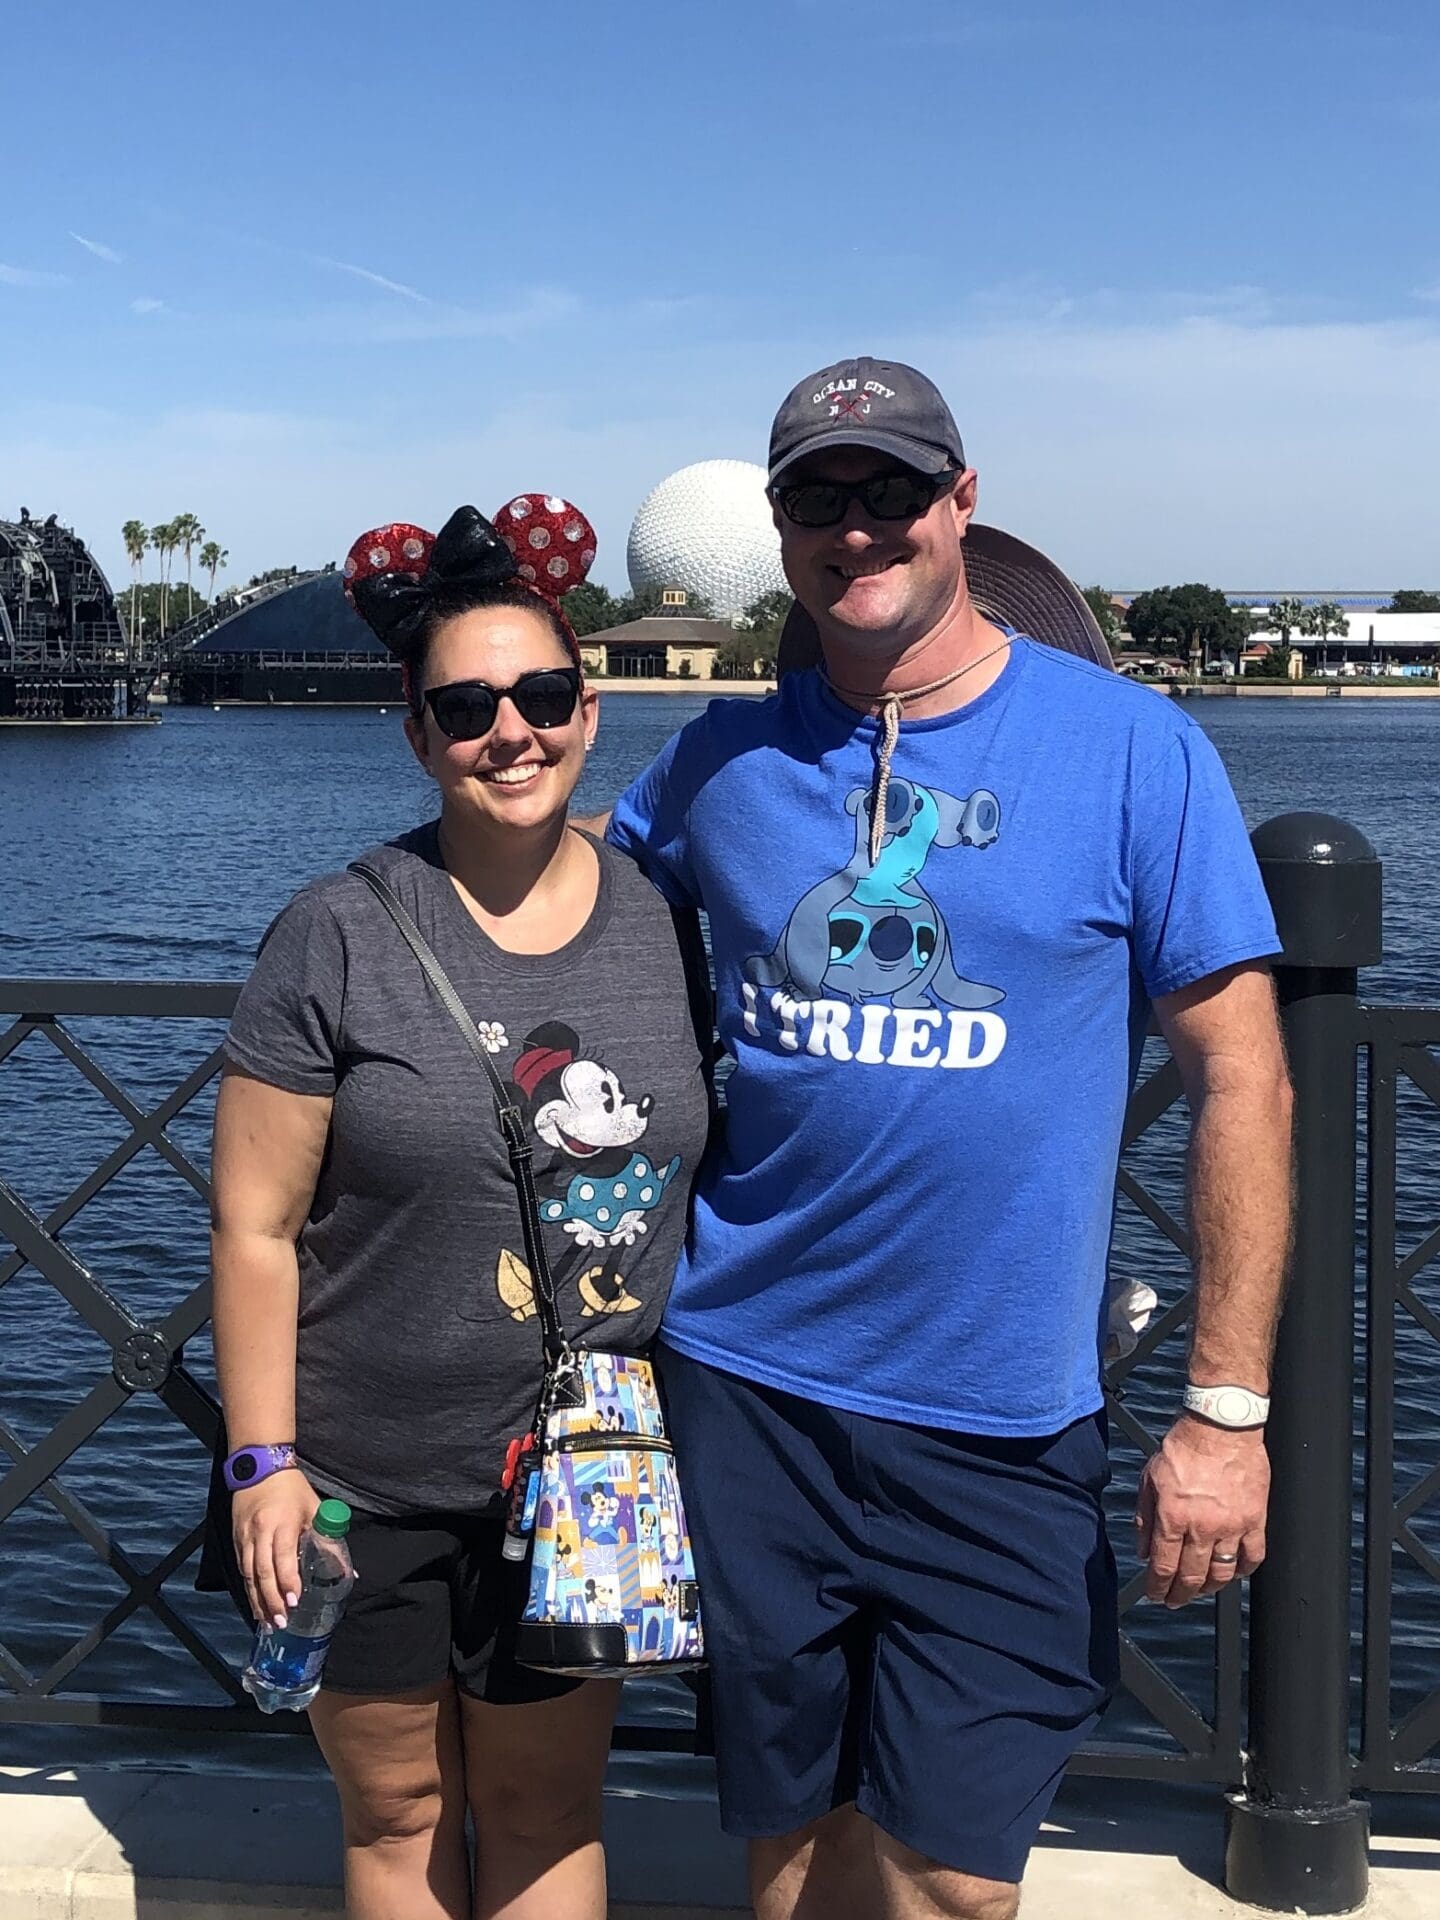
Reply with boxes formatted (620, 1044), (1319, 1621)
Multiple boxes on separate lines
(1, 692), (1437, 1777)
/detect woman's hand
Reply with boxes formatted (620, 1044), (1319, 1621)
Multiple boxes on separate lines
(232, 1469), (321, 1629)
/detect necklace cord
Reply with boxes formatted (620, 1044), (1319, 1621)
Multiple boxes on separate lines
(823, 638), (1012, 865)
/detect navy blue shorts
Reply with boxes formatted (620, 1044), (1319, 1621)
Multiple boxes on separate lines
(660, 1346), (1118, 1884)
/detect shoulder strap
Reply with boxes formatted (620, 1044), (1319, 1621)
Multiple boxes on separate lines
(348, 861), (568, 1367)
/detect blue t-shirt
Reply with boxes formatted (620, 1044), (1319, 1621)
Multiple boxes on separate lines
(607, 641), (1281, 1436)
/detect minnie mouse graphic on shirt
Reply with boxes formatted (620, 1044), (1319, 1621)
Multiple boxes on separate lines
(493, 1022), (682, 1324)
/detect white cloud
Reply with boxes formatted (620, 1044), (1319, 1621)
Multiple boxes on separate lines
(5, 302), (1438, 593)
(0, 264), (69, 288)
(294, 286), (581, 345)
(70, 232), (123, 265)
(310, 255), (431, 303)
(130, 297), (167, 315)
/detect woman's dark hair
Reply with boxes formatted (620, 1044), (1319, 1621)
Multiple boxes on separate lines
(402, 581), (580, 716)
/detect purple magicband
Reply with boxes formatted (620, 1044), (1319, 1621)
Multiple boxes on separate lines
(223, 1442), (298, 1492)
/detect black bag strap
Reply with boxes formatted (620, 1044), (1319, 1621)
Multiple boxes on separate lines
(348, 861), (569, 1368)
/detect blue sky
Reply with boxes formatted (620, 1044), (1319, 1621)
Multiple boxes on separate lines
(2, 0), (1437, 594)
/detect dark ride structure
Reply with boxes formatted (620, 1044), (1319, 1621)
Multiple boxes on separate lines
(168, 568), (403, 705)
(0, 512), (152, 722)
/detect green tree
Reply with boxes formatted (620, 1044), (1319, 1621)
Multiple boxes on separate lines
(1248, 644), (1293, 681)
(1124, 584), (1250, 672)
(200, 540), (228, 601)
(1310, 601), (1347, 646)
(172, 512), (205, 620)
(1385, 589), (1440, 613)
(739, 588), (795, 633)
(121, 519), (148, 643)
(1265, 597), (1307, 645)
(713, 632), (778, 679)
(1080, 585), (1122, 651)
(561, 580), (621, 636)
(117, 582), (207, 638)
(149, 521), (177, 638)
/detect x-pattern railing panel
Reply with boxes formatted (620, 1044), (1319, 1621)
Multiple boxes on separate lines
(1073, 1047), (1245, 1782)
(1360, 1009), (1440, 1788)
(0, 984), (249, 1723)
(0, 986), (1238, 1765)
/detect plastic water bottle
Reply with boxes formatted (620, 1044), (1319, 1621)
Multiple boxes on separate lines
(242, 1499), (355, 1712)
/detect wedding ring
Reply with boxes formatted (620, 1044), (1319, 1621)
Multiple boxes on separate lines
(1211, 1551), (1239, 1564)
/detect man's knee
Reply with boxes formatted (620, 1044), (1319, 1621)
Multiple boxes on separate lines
(755, 1801), (874, 1868)
(877, 1827), (1021, 1920)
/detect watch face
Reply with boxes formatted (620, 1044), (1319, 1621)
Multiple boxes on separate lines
(231, 1450), (260, 1483)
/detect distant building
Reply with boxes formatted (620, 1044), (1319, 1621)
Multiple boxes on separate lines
(169, 572), (401, 705)
(581, 615), (734, 681)
(1250, 612), (1440, 675)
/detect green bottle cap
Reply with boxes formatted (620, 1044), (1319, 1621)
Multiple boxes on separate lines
(313, 1499), (351, 1539)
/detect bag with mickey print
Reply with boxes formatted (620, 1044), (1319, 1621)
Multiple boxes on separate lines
(350, 863), (705, 1677)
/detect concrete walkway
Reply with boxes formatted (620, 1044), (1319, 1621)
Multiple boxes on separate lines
(0, 1765), (1436, 1917)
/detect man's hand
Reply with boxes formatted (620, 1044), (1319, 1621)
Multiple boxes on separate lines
(1136, 1415), (1269, 1607)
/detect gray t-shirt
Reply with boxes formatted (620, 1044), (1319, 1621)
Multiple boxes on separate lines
(223, 824), (712, 1516)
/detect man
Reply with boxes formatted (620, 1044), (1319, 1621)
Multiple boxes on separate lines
(606, 358), (1292, 1920)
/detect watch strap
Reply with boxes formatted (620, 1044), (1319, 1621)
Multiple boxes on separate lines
(1183, 1384), (1270, 1429)
(223, 1442), (298, 1492)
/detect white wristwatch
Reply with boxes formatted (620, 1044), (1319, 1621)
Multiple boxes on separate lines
(1183, 1383), (1270, 1429)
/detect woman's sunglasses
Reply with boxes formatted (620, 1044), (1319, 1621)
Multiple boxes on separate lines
(423, 667), (581, 742)
(770, 467), (958, 530)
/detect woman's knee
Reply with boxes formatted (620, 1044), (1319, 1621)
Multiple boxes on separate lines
(338, 1762), (455, 1849)
(469, 1756), (605, 1852)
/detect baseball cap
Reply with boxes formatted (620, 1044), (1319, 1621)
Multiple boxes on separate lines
(767, 357), (966, 485)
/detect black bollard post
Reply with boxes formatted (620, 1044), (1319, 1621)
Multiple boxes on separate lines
(1224, 812), (1379, 1914)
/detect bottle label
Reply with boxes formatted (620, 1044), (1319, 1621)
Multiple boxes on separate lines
(290, 1632), (335, 1685)
(251, 1626), (336, 1692)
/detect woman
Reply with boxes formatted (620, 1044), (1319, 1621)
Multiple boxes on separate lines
(209, 500), (711, 1920)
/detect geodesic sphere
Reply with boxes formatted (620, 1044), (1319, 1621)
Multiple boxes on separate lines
(626, 459), (786, 621)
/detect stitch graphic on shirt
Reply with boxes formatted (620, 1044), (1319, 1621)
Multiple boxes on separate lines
(494, 1022), (682, 1320)
(745, 779), (1006, 1010)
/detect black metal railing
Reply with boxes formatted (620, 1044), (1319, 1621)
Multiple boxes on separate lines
(1, 811), (1437, 1912)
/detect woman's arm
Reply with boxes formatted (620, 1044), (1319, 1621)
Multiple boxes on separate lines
(211, 1066), (333, 1627)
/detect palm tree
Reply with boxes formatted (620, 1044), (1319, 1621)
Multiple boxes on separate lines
(122, 519), (148, 644)
(1309, 600), (1348, 675)
(200, 540), (228, 603)
(150, 520), (177, 639)
(172, 512), (204, 621)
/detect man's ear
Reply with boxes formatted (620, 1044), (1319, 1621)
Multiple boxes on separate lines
(951, 467), (980, 539)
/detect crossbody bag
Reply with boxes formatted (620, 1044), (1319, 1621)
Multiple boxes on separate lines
(350, 861), (705, 1677)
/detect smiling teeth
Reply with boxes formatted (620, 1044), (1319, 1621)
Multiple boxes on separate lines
(488, 765), (542, 785)
(837, 559), (897, 578)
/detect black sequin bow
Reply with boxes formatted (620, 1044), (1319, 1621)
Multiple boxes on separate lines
(350, 506), (517, 654)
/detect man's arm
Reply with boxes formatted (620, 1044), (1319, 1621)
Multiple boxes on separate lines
(1137, 959), (1294, 1607)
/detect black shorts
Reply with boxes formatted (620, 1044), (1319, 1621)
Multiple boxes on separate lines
(320, 1509), (582, 1703)
(196, 1446), (576, 1705)
(659, 1345), (1119, 1884)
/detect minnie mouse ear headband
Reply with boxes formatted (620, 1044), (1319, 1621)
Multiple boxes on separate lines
(343, 496), (597, 665)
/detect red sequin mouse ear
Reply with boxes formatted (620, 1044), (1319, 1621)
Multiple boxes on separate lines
(341, 522), (434, 611)
(491, 495), (597, 600)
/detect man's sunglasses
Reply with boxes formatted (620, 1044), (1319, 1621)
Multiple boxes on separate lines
(770, 467), (959, 530)
(423, 667), (581, 742)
